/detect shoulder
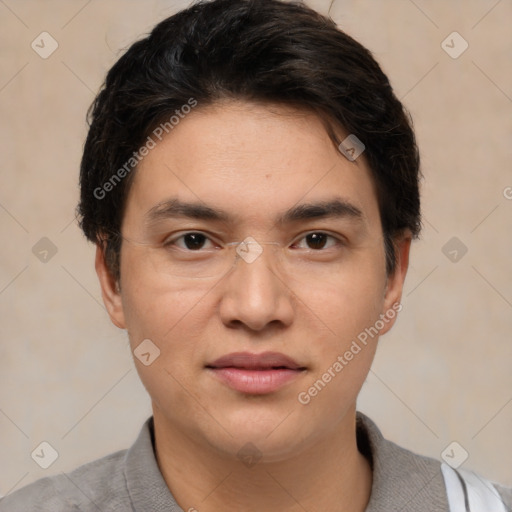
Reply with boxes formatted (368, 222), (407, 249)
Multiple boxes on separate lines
(357, 412), (512, 512)
(357, 412), (449, 511)
(0, 449), (129, 512)
(495, 485), (512, 511)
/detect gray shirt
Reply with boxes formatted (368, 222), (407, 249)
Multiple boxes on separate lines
(1, 413), (510, 511)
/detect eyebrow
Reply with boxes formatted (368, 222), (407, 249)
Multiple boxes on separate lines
(145, 198), (364, 225)
(278, 199), (363, 224)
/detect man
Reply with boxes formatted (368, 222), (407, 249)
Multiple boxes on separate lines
(1, 0), (510, 510)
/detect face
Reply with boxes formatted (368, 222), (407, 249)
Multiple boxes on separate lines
(96, 100), (410, 461)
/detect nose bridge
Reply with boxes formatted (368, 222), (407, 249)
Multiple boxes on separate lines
(219, 239), (294, 330)
(232, 239), (283, 291)
(234, 238), (279, 266)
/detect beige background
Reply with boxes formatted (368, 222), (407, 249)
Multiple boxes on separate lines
(0, 0), (511, 498)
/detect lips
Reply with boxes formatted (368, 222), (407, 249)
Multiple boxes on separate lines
(206, 351), (306, 394)
(206, 351), (304, 371)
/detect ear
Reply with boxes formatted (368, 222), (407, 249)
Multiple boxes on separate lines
(95, 243), (126, 329)
(379, 232), (412, 336)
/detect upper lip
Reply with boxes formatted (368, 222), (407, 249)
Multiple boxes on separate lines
(206, 351), (305, 370)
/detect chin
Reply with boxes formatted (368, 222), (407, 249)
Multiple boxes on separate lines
(205, 407), (314, 460)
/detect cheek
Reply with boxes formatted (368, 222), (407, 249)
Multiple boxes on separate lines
(122, 283), (212, 347)
(119, 246), (213, 341)
(119, 275), (213, 411)
(298, 258), (387, 336)
(306, 283), (383, 371)
(296, 257), (387, 393)
(295, 279), (384, 421)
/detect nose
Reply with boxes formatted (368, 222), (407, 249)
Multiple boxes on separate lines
(218, 244), (295, 332)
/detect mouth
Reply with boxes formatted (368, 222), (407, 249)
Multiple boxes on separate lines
(205, 351), (307, 394)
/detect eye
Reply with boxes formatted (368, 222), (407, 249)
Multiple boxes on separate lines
(164, 232), (216, 251)
(293, 232), (341, 250)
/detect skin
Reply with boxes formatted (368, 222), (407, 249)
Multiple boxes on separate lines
(96, 100), (411, 512)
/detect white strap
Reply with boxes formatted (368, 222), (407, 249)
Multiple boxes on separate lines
(441, 462), (507, 512)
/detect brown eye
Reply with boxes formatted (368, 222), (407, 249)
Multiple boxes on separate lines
(305, 233), (328, 250)
(165, 232), (215, 251)
(182, 233), (208, 250)
(293, 232), (341, 252)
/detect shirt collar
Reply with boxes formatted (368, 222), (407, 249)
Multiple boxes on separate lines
(357, 412), (448, 511)
(123, 413), (448, 511)
(124, 416), (182, 511)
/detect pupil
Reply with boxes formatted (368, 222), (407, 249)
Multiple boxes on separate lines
(307, 233), (326, 249)
(184, 233), (206, 250)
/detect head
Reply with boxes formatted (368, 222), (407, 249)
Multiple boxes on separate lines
(79, 0), (421, 460)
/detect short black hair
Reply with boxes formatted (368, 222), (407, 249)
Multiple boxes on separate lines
(78, 0), (421, 280)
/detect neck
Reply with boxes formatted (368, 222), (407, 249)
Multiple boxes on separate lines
(152, 406), (372, 512)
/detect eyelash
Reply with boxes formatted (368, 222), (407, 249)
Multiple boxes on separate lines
(162, 231), (346, 251)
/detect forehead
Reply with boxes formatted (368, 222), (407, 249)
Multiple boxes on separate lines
(124, 101), (380, 231)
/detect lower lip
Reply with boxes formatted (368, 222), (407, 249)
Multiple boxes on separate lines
(207, 368), (304, 394)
